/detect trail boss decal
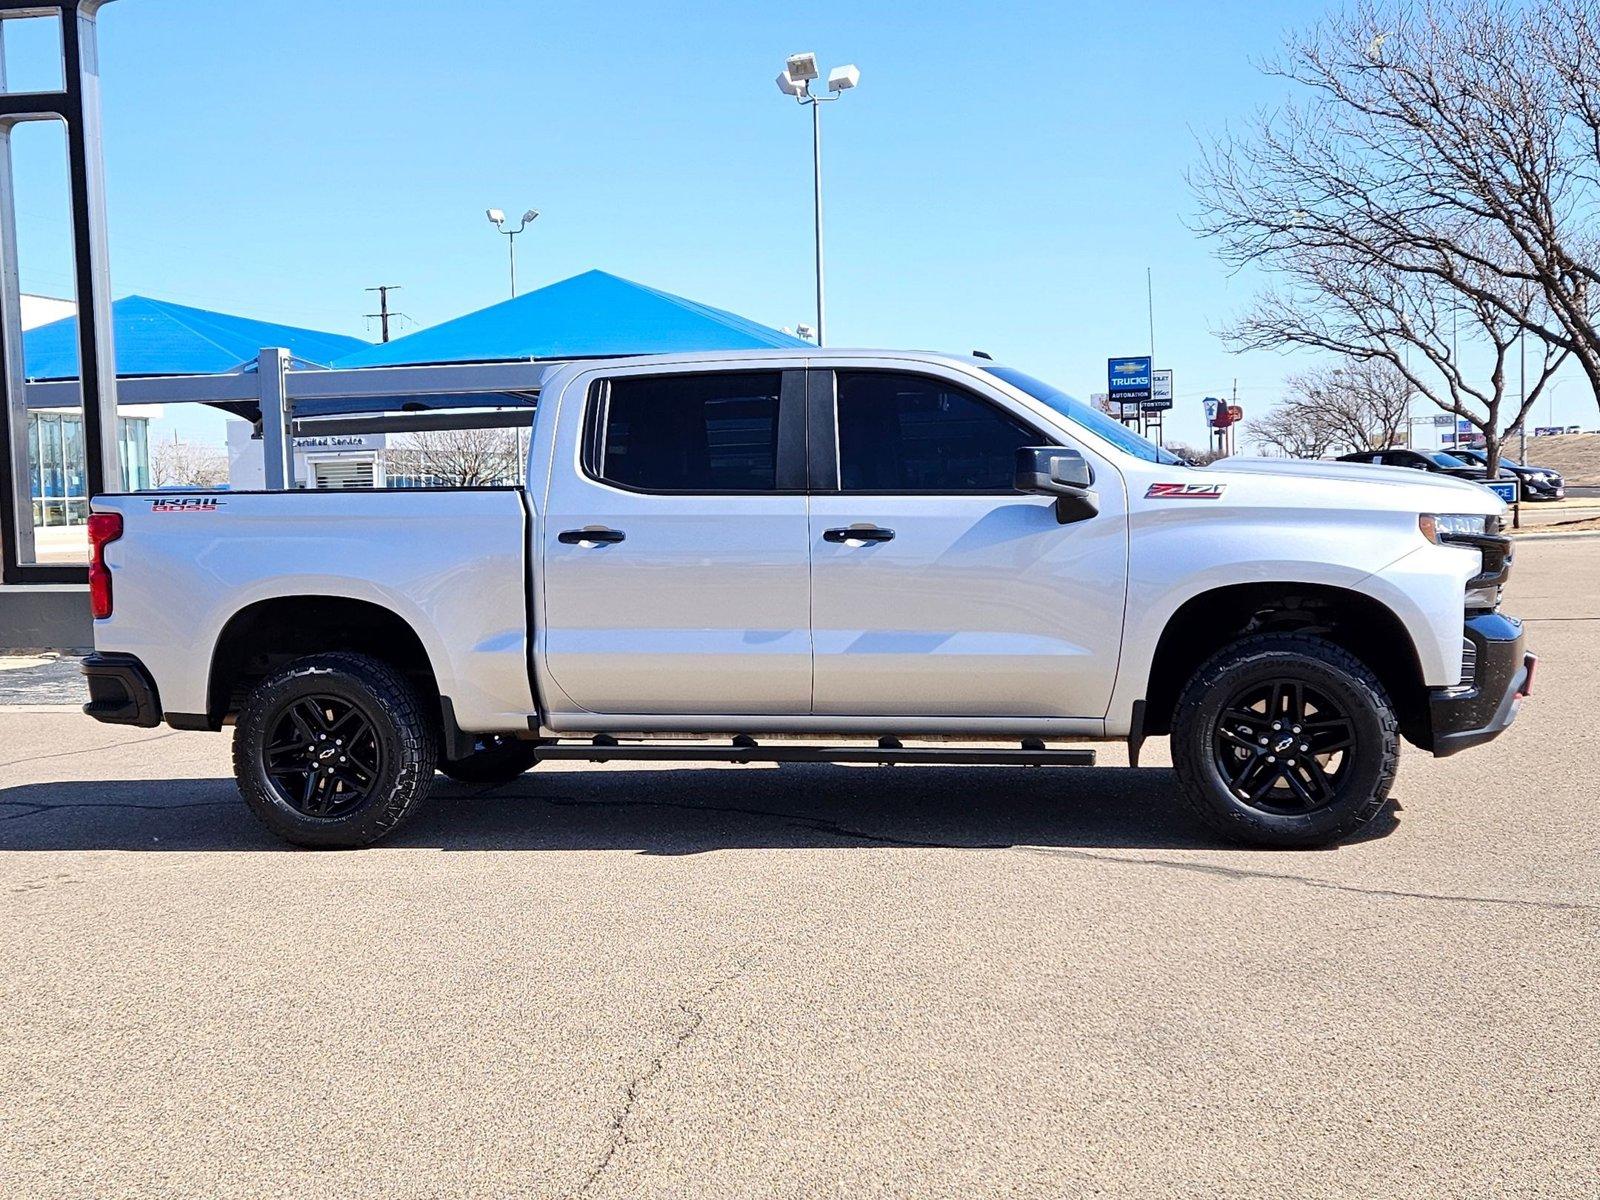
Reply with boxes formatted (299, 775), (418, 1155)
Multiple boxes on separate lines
(147, 496), (225, 513)
(1145, 482), (1226, 500)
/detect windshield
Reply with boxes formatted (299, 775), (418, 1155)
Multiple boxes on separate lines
(1459, 449), (1521, 468)
(1425, 450), (1471, 468)
(983, 366), (1184, 465)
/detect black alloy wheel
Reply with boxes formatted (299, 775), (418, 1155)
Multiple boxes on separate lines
(1212, 679), (1355, 814)
(233, 652), (436, 849)
(1169, 633), (1399, 848)
(262, 694), (385, 818)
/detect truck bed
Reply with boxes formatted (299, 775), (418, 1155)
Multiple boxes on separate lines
(92, 487), (537, 731)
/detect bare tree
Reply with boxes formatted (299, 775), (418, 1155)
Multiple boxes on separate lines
(386, 427), (524, 487)
(1190, 0), (1596, 432)
(1283, 359), (1413, 452)
(149, 436), (228, 488)
(1251, 401), (1344, 459)
(1224, 238), (1565, 470)
(1167, 441), (1230, 465)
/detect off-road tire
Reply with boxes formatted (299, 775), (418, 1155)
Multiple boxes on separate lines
(233, 652), (437, 848)
(438, 735), (541, 784)
(1170, 633), (1399, 848)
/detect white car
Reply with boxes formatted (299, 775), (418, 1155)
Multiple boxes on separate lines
(80, 349), (1535, 849)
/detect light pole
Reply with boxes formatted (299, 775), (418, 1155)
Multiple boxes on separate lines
(485, 207), (539, 298)
(776, 52), (859, 347)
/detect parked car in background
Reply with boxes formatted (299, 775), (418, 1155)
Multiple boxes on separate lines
(1336, 448), (1520, 502)
(1337, 447), (1499, 482)
(1451, 448), (1564, 501)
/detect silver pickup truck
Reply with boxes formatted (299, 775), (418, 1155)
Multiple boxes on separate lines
(80, 349), (1534, 849)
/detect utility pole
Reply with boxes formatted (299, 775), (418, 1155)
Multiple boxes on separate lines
(1231, 378), (1239, 457)
(364, 285), (404, 343)
(1516, 329), (1526, 529)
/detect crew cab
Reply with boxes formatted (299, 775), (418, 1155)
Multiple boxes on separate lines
(80, 350), (1536, 849)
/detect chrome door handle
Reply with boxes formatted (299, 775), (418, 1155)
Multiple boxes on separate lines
(823, 526), (895, 544)
(558, 527), (626, 545)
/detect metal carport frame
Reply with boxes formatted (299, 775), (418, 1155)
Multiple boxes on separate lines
(0, 0), (120, 585)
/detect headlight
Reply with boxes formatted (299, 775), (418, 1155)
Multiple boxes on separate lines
(1419, 513), (1489, 544)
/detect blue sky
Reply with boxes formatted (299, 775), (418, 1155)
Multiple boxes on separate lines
(9, 0), (1595, 446)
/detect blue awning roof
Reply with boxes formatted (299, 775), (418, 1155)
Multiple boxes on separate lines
(333, 269), (809, 369)
(23, 295), (370, 381)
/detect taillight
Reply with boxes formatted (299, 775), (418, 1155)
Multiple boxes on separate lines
(87, 511), (122, 619)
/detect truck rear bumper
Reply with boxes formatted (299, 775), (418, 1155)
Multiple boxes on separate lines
(81, 652), (162, 728)
(1427, 612), (1533, 757)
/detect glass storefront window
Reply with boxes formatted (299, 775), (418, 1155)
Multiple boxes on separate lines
(27, 414), (41, 525)
(40, 414), (64, 524)
(24, 411), (152, 533)
(119, 416), (150, 491)
(63, 412), (84, 505)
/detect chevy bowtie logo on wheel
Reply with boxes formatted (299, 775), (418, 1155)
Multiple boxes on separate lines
(1146, 482), (1226, 500)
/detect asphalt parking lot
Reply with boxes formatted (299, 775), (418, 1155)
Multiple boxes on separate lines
(2, 541), (1596, 1199)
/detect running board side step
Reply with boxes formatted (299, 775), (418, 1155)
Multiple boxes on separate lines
(533, 740), (1096, 767)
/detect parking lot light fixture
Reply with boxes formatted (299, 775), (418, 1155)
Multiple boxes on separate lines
(485, 206), (539, 298)
(776, 52), (860, 347)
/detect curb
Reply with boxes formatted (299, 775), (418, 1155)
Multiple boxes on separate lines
(1510, 529), (1600, 541)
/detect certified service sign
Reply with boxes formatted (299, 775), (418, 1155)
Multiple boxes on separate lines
(1107, 356), (1153, 404)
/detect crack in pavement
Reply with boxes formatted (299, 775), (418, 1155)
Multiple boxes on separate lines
(530, 794), (1595, 915)
(8, 872), (80, 895)
(0, 730), (178, 771)
(1016, 847), (1597, 913)
(569, 952), (757, 1200)
(536, 793), (1000, 850)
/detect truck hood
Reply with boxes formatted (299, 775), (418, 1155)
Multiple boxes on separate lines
(1202, 456), (1505, 514)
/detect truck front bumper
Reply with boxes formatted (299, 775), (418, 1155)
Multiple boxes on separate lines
(1427, 612), (1535, 757)
(81, 652), (162, 728)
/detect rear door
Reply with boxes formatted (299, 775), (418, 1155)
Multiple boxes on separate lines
(539, 366), (812, 717)
(806, 366), (1128, 719)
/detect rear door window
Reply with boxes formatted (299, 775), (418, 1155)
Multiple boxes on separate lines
(589, 371), (783, 493)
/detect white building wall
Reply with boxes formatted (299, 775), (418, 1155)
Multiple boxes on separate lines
(226, 423), (386, 490)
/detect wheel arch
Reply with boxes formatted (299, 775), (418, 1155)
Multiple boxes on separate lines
(1141, 582), (1431, 746)
(202, 595), (445, 731)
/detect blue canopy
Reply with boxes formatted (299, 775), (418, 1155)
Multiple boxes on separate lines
(24, 295), (370, 380)
(333, 269), (809, 369)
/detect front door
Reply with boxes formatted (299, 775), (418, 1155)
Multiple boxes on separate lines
(807, 367), (1128, 719)
(540, 367), (812, 717)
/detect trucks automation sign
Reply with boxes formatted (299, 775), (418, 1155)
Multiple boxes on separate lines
(1107, 356), (1153, 406)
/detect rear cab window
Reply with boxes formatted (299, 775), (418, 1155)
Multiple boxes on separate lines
(586, 371), (784, 493)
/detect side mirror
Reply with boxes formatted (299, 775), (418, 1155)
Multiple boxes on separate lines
(1014, 446), (1098, 524)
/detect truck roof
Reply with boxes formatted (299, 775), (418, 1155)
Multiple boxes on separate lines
(545, 347), (992, 371)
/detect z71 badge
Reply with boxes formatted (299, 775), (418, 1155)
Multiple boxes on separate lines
(1145, 482), (1225, 500)
(148, 496), (224, 513)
